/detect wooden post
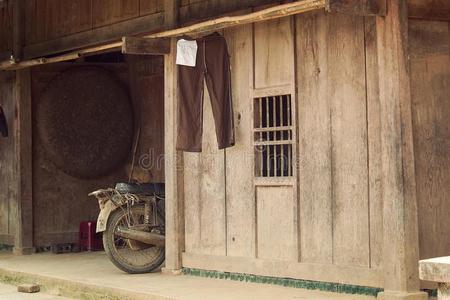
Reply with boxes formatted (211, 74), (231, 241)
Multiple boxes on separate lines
(13, 68), (34, 255)
(376, 1), (426, 299)
(162, 0), (184, 274)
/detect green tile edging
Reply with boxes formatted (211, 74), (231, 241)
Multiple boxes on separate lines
(182, 268), (384, 297)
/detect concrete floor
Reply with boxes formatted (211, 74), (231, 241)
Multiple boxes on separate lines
(0, 251), (376, 300)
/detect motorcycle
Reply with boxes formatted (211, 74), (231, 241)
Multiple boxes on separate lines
(89, 182), (165, 274)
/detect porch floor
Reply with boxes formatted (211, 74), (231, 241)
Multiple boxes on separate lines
(0, 251), (375, 300)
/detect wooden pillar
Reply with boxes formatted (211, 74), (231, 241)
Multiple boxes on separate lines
(13, 68), (34, 255)
(163, 0), (184, 273)
(375, 1), (426, 299)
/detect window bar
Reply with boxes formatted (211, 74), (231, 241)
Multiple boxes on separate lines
(272, 97), (277, 177)
(259, 98), (263, 177)
(287, 95), (292, 176)
(265, 97), (270, 176)
(278, 96), (283, 176)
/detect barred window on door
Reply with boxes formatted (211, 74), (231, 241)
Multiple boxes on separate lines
(254, 95), (293, 177)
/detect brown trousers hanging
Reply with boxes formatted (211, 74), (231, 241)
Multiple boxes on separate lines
(177, 33), (235, 152)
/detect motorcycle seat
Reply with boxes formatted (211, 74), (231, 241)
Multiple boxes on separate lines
(115, 182), (165, 196)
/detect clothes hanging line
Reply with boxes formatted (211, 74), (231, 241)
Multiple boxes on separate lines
(0, 0), (326, 71)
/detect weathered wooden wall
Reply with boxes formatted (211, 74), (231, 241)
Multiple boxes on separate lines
(127, 55), (165, 183)
(0, 3), (13, 56)
(2, 0), (447, 59)
(20, 0), (279, 59)
(24, 0), (164, 45)
(182, 12), (383, 287)
(31, 57), (164, 247)
(0, 71), (16, 246)
(409, 20), (450, 261)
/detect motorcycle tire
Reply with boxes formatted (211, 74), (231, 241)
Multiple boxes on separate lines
(103, 204), (165, 274)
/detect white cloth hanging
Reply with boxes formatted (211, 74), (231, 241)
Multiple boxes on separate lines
(176, 39), (198, 67)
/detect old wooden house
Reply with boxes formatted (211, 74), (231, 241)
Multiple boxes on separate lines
(0, 0), (449, 299)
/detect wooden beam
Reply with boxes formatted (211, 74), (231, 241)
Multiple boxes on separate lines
(122, 37), (170, 55)
(0, 1), (326, 70)
(13, 68), (34, 255)
(326, 0), (386, 16)
(149, 0), (326, 38)
(407, 0), (450, 21)
(178, 0), (280, 24)
(375, 0), (427, 299)
(23, 12), (164, 60)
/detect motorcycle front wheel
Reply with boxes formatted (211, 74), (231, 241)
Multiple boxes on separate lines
(103, 204), (165, 274)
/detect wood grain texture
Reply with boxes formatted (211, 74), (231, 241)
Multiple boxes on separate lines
(364, 16), (383, 270)
(256, 186), (297, 261)
(127, 56), (165, 183)
(93, 0), (140, 28)
(23, 13), (164, 60)
(0, 72), (16, 242)
(183, 252), (383, 287)
(407, 0), (450, 21)
(223, 25), (256, 258)
(409, 20), (450, 260)
(326, 0), (386, 16)
(178, 0), (277, 24)
(122, 37), (170, 54)
(254, 17), (295, 89)
(25, 0), (92, 45)
(0, 2), (14, 53)
(14, 68), (34, 253)
(296, 11), (333, 264)
(376, 0), (423, 291)
(183, 87), (227, 256)
(328, 13), (370, 268)
(140, 0), (164, 15)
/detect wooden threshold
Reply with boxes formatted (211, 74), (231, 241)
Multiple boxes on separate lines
(182, 252), (383, 288)
(0, 0), (326, 70)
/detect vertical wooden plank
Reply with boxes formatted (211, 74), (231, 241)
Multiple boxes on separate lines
(140, 0), (164, 15)
(183, 152), (201, 253)
(328, 13), (370, 267)
(296, 10), (333, 264)
(27, 0), (92, 44)
(36, 0), (92, 42)
(12, 0), (24, 60)
(364, 16), (383, 269)
(376, 0), (426, 295)
(93, 0), (139, 28)
(0, 72), (16, 242)
(24, 0), (36, 45)
(183, 89), (226, 256)
(0, 1), (13, 52)
(409, 20), (450, 260)
(199, 88), (226, 256)
(13, 68), (34, 255)
(256, 186), (297, 261)
(224, 24), (255, 258)
(254, 17), (294, 89)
